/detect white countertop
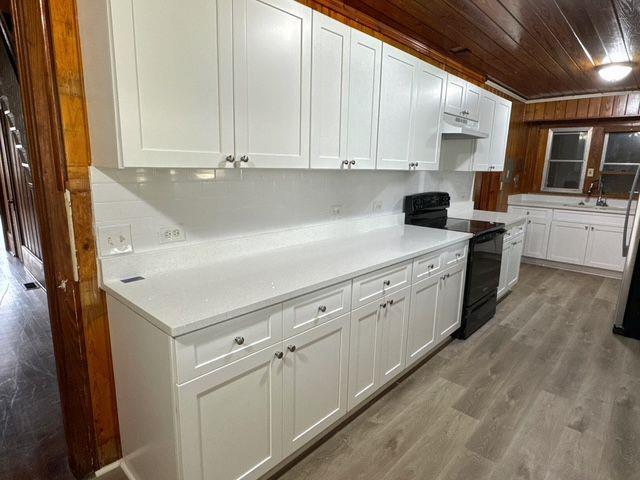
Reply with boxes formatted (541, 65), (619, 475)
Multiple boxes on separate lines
(102, 225), (472, 337)
(447, 208), (526, 227)
(507, 194), (631, 215)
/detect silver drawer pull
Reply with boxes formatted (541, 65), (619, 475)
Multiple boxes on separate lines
(383, 280), (391, 286)
(318, 305), (327, 313)
(287, 345), (296, 352)
(380, 302), (387, 309)
(234, 336), (245, 345)
(388, 299), (394, 306)
(274, 351), (283, 359)
(342, 160), (349, 167)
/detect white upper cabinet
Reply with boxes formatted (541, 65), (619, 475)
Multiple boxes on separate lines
(233, 0), (312, 169)
(444, 74), (480, 121)
(310, 12), (350, 169)
(79, 0), (235, 168)
(310, 14), (382, 170)
(411, 61), (447, 171)
(346, 30), (382, 170)
(472, 94), (497, 172)
(472, 92), (512, 172)
(376, 44), (418, 170)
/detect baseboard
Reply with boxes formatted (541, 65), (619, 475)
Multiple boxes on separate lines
(93, 459), (136, 480)
(521, 256), (622, 279)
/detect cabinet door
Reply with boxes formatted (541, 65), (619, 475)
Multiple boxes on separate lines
(346, 30), (382, 170)
(547, 221), (589, 265)
(436, 263), (465, 340)
(406, 275), (439, 367)
(585, 224), (625, 271)
(523, 218), (551, 259)
(472, 94), (497, 172)
(411, 61), (446, 171)
(498, 242), (512, 299)
(310, 12), (350, 169)
(489, 99), (511, 171)
(233, 0), (311, 168)
(110, 0), (234, 168)
(283, 314), (350, 455)
(507, 238), (524, 288)
(444, 75), (466, 116)
(464, 83), (481, 121)
(178, 345), (283, 480)
(348, 301), (382, 410)
(377, 287), (410, 384)
(376, 44), (417, 170)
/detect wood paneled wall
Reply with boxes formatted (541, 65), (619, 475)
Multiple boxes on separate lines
(523, 93), (640, 123)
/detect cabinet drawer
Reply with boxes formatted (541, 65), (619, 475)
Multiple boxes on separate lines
(352, 261), (412, 309)
(516, 206), (551, 220)
(443, 243), (468, 267)
(504, 223), (525, 243)
(175, 305), (283, 384)
(283, 281), (351, 337)
(553, 209), (629, 228)
(413, 251), (443, 282)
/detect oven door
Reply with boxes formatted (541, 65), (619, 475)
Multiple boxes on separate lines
(466, 230), (505, 306)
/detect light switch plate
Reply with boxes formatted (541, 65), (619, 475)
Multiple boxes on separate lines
(587, 168), (595, 177)
(98, 224), (133, 256)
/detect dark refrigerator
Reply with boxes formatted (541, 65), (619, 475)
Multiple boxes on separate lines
(613, 167), (640, 340)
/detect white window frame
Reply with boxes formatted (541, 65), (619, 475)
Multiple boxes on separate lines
(600, 131), (640, 173)
(541, 127), (593, 194)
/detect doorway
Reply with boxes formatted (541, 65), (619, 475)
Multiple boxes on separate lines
(0, 3), (73, 479)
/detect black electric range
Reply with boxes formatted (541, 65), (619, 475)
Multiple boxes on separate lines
(404, 192), (506, 339)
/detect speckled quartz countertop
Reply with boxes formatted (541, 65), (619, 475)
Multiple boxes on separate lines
(102, 225), (472, 337)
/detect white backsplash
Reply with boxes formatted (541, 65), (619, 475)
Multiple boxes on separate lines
(90, 167), (475, 255)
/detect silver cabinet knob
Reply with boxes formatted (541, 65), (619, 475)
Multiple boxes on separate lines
(225, 155), (235, 163)
(234, 336), (245, 345)
(287, 345), (296, 352)
(388, 299), (394, 306)
(318, 305), (327, 313)
(349, 160), (356, 166)
(275, 351), (283, 359)
(428, 264), (435, 269)
(380, 302), (387, 309)
(240, 155), (249, 163)
(591, 226), (595, 231)
(342, 160), (349, 167)
(383, 280), (391, 286)
(584, 225), (588, 230)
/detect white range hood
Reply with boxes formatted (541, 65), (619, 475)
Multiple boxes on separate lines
(441, 112), (488, 139)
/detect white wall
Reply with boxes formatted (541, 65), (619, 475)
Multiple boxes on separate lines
(90, 167), (475, 254)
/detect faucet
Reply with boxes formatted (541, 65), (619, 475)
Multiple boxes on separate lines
(580, 179), (600, 205)
(596, 178), (608, 207)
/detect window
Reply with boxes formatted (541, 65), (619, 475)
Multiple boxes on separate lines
(600, 130), (640, 196)
(541, 128), (592, 193)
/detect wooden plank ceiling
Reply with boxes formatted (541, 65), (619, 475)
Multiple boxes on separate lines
(344, 0), (640, 100)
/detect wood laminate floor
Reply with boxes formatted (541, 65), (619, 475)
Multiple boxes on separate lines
(0, 241), (73, 480)
(275, 264), (640, 480)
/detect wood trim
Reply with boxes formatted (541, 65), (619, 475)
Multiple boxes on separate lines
(296, 0), (486, 86)
(11, 0), (120, 476)
(48, 0), (121, 466)
(524, 94), (640, 123)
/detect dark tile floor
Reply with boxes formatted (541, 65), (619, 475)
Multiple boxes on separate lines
(0, 235), (74, 479)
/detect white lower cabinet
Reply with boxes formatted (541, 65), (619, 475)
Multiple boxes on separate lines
(547, 221), (589, 265)
(584, 225), (625, 271)
(110, 241), (471, 480)
(405, 275), (439, 367)
(507, 237), (524, 288)
(178, 344), (284, 480)
(435, 263), (466, 339)
(523, 217), (551, 259)
(283, 314), (350, 455)
(347, 286), (410, 409)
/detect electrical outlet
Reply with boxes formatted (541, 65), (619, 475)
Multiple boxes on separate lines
(98, 224), (133, 257)
(331, 204), (342, 219)
(587, 168), (595, 177)
(372, 201), (383, 214)
(158, 226), (186, 244)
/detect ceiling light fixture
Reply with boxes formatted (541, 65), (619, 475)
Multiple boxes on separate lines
(597, 62), (634, 82)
